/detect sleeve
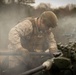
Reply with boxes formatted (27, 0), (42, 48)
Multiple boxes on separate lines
(47, 32), (58, 53)
(8, 20), (33, 52)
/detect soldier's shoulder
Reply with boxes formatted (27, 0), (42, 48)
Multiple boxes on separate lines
(19, 18), (32, 26)
(15, 18), (33, 28)
(10, 17), (34, 33)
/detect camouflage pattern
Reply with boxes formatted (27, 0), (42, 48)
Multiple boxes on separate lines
(6, 18), (57, 74)
(8, 18), (57, 53)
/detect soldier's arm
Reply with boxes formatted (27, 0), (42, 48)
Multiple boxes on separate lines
(8, 20), (33, 52)
(47, 32), (58, 53)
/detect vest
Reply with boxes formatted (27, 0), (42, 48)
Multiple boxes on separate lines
(20, 17), (49, 52)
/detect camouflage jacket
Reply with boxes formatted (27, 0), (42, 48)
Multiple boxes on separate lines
(8, 18), (57, 53)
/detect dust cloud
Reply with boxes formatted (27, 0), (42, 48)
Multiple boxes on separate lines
(0, 2), (52, 50)
(0, 2), (76, 50)
(0, 3), (34, 49)
(52, 4), (76, 44)
(0, 2), (76, 74)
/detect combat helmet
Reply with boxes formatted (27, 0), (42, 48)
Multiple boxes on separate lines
(40, 11), (58, 28)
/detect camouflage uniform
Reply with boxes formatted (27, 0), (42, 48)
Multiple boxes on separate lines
(8, 18), (57, 53)
(6, 18), (57, 75)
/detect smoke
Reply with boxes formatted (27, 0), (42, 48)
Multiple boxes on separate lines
(0, 4), (34, 49)
(1, 3), (75, 49)
(36, 3), (51, 10)
(53, 14), (76, 44)
(0, 2), (76, 74)
(34, 3), (76, 44)
(52, 4), (76, 44)
(0, 3), (48, 74)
